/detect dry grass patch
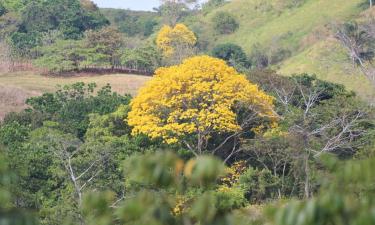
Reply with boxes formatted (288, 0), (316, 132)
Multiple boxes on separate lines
(0, 72), (150, 120)
(0, 85), (40, 120)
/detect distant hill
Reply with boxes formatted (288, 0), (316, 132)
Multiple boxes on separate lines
(186, 0), (374, 101)
(100, 8), (160, 38)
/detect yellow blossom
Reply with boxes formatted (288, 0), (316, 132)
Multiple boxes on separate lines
(127, 56), (277, 147)
(156, 23), (197, 57)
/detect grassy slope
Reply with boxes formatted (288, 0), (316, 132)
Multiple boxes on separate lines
(200, 0), (363, 52)
(279, 38), (375, 101)
(0, 72), (150, 119)
(194, 0), (374, 100)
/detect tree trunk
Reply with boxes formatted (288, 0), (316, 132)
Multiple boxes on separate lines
(303, 134), (311, 198)
(304, 153), (310, 198)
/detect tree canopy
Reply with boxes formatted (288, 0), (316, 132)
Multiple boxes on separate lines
(128, 55), (277, 155)
(156, 23), (197, 63)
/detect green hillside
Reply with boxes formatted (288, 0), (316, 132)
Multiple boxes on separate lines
(190, 0), (374, 100)
(196, 0), (363, 51)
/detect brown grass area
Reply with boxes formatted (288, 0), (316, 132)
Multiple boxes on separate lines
(0, 85), (39, 120)
(0, 72), (150, 120)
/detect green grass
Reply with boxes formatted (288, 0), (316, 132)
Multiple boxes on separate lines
(198, 0), (363, 53)
(190, 0), (374, 101)
(278, 38), (375, 101)
(0, 72), (150, 119)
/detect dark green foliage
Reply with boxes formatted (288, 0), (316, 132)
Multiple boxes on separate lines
(212, 43), (250, 69)
(101, 9), (159, 37)
(0, 121), (29, 146)
(212, 12), (239, 35)
(0, 151), (39, 225)
(84, 152), (236, 225)
(5, 0), (109, 56)
(338, 21), (374, 65)
(26, 82), (131, 138)
(19, 0), (109, 39)
(143, 19), (158, 36)
(248, 43), (269, 69)
(273, 155), (375, 225)
(33, 40), (90, 72)
(9, 31), (41, 57)
(121, 45), (162, 73)
(0, 2), (7, 16)
(239, 168), (279, 203)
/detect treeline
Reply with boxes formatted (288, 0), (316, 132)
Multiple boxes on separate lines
(0, 0), (163, 74)
(0, 0), (245, 74)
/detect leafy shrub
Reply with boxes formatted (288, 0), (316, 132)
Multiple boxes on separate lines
(214, 186), (246, 211)
(239, 167), (279, 203)
(0, 2), (6, 16)
(248, 43), (269, 69)
(26, 82), (131, 138)
(143, 19), (158, 36)
(212, 43), (250, 69)
(121, 45), (162, 73)
(212, 12), (239, 35)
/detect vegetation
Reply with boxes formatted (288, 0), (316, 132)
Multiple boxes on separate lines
(156, 23), (197, 64)
(211, 11), (239, 35)
(211, 43), (250, 70)
(1, 0), (375, 224)
(128, 56), (276, 157)
(100, 8), (159, 37)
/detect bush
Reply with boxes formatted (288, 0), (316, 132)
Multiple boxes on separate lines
(248, 43), (269, 69)
(212, 43), (250, 69)
(121, 45), (162, 73)
(212, 12), (239, 35)
(0, 2), (6, 16)
(214, 186), (246, 211)
(239, 167), (279, 203)
(26, 82), (131, 138)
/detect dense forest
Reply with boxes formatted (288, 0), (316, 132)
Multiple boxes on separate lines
(1, 0), (375, 225)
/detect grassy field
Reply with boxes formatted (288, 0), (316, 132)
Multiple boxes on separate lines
(279, 38), (375, 102)
(190, 0), (374, 101)
(197, 0), (363, 52)
(0, 72), (150, 120)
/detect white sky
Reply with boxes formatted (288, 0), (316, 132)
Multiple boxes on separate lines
(92, 0), (207, 11)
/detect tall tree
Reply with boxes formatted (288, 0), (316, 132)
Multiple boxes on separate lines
(335, 21), (375, 88)
(128, 56), (277, 160)
(156, 23), (197, 64)
(158, 0), (198, 25)
(84, 26), (124, 68)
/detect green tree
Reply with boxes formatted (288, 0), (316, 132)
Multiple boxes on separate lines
(33, 39), (95, 72)
(212, 43), (250, 70)
(0, 2), (6, 16)
(26, 82), (131, 138)
(121, 45), (162, 73)
(84, 26), (125, 68)
(0, 150), (39, 225)
(212, 12), (239, 35)
(273, 155), (375, 225)
(81, 151), (246, 225)
(20, 0), (108, 39)
(158, 0), (198, 25)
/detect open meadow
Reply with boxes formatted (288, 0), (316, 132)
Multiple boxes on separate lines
(0, 72), (150, 120)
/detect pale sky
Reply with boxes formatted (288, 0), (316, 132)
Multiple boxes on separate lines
(92, 0), (161, 11)
(92, 0), (207, 11)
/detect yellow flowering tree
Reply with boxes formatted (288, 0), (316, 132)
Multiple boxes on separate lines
(128, 56), (277, 158)
(156, 23), (197, 64)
